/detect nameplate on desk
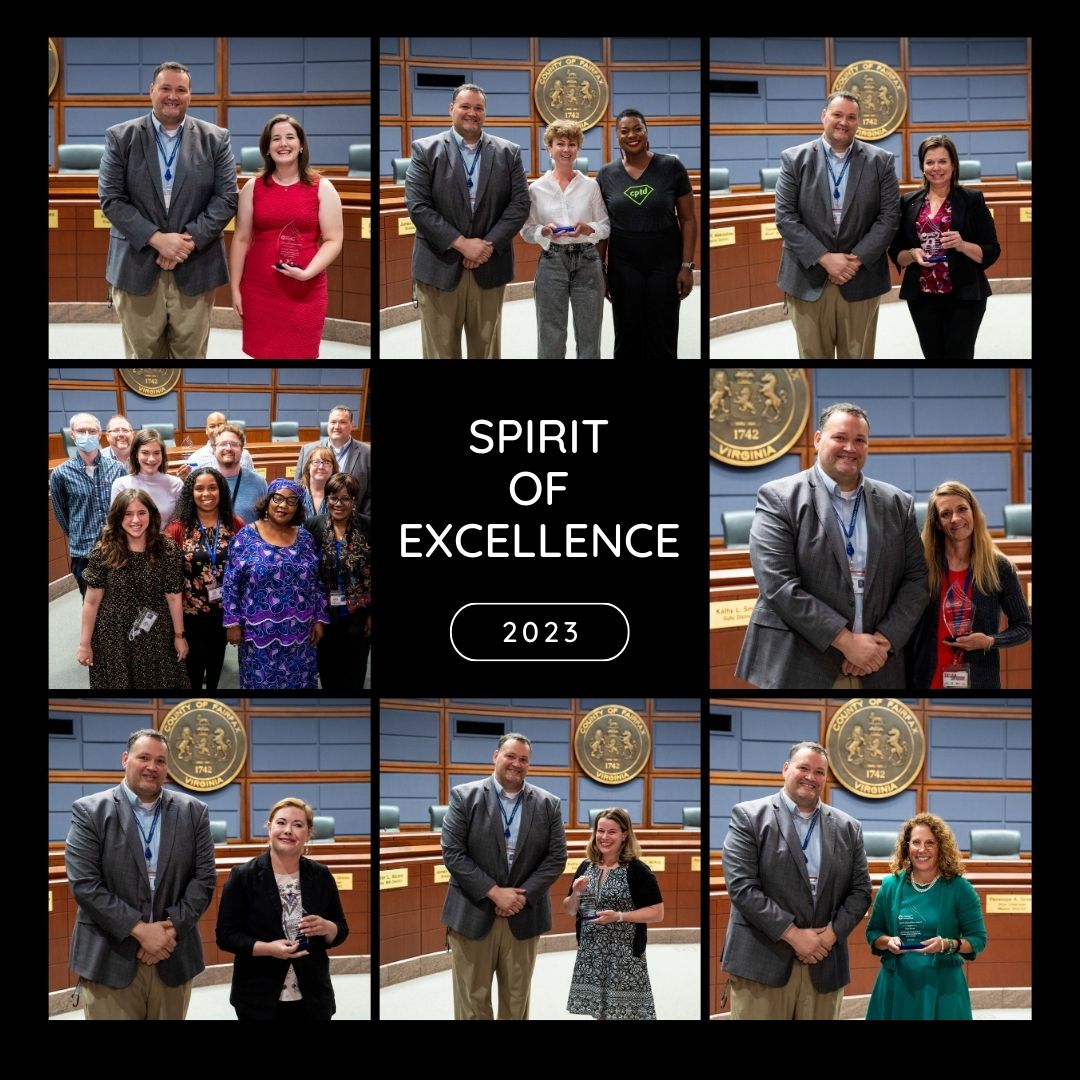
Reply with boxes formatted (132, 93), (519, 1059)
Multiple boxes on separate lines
(380, 867), (409, 890)
(433, 865), (450, 884)
(641, 856), (665, 872)
(225, 217), (235, 232)
(1020, 207), (1031, 223)
(710, 227), (735, 248)
(691, 856), (701, 873)
(255, 468), (267, 479)
(93, 210), (111, 229)
(49, 890), (53, 912)
(989, 207), (995, 219)
(285, 466), (296, 479)
(760, 222), (781, 241)
(332, 873), (354, 891)
(48, 210), (58, 229)
(563, 858), (579, 875)
(397, 218), (416, 236)
(986, 894), (1031, 914)
(710, 598), (757, 630)
(362, 216), (371, 239)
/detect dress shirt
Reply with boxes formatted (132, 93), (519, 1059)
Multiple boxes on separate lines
(450, 129), (484, 214)
(814, 461), (868, 633)
(521, 170), (611, 250)
(492, 775), (524, 870)
(822, 136), (853, 233)
(50, 452), (128, 557)
(121, 780), (163, 893)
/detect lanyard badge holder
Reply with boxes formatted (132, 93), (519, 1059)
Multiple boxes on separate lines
(129, 607), (158, 642)
(941, 573), (975, 688)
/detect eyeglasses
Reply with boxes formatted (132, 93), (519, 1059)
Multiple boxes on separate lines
(107, 428), (133, 435)
(215, 442), (242, 450)
(327, 495), (354, 505)
(269, 493), (300, 507)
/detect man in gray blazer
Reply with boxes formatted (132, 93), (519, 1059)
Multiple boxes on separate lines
(295, 405), (370, 518)
(736, 402), (927, 689)
(441, 732), (567, 1019)
(64, 728), (216, 1019)
(99, 60), (238, 359)
(721, 741), (872, 1019)
(405, 84), (530, 358)
(775, 92), (900, 359)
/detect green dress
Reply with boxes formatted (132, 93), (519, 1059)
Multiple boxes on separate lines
(865, 871), (987, 1020)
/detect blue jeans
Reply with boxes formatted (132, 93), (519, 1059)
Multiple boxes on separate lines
(533, 243), (604, 359)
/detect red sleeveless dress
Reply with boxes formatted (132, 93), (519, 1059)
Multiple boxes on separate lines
(241, 175), (327, 359)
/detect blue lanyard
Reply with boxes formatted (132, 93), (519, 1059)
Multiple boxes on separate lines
(499, 792), (522, 839)
(799, 808), (820, 865)
(457, 137), (482, 190)
(823, 145), (852, 201)
(152, 121), (184, 183)
(197, 521), (220, 573)
(832, 487), (863, 559)
(131, 797), (162, 861)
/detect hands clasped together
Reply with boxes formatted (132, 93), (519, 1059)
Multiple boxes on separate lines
(489, 884), (527, 918)
(133, 918), (177, 964)
(820, 251), (862, 286)
(152, 231), (195, 271)
(787, 924), (838, 964)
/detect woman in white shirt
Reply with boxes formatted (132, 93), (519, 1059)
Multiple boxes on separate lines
(111, 428), (184, 525)
(521, 120), (610, 358)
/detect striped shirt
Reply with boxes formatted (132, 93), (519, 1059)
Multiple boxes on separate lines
(49, 452), (128, 557)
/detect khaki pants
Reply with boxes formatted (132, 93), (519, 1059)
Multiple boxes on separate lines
(785, 285), (881, 359)
(448, 920), (539, 1019)
(729, 965), (844, 1020)
(112, 275), (215, 359)
(81, 965), (193, 1020)
(416, 275), (505, 358)
(832, 675), (864, 689)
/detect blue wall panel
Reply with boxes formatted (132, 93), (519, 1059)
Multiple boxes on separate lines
(909, 38), (1026, 67)
(539, 38), (604, 62)
(580, 699), (644, 712)
(122, 389), (179, 431)
(652, 777), (700, 825)
(380, 708), (440, 762)
(64, 37), (215, 96)
(833, 38), (901, 67)
(926, 790), (1030, 849)
(612, 38), (698, 63)
(381, 63), (401, 117)
(653, 721), (700, 768)
(710, 728), (738, 771)
(450, 772), (571, 824)
(50, 390), (123, 436)
(709, 453), (801, 538)
(827, 788), (918, 830)
(382, 771), (440, 825)
(578, 776), (643, 824)
(450, 715), (569, 767)
(656, 699), (699, 713)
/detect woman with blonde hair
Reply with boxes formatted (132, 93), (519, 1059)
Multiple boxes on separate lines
(909, 480), (1031, 688)
(865, 813), (987, 1019)
(564, 807), (664, 1019)
(216, 796), (348, 1020)
(299, 444), (338, 519)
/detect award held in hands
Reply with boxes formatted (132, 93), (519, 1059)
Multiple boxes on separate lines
(276, 221), (303, 269)
(918, 221), (948, 264)
(941, 571), (975, 688)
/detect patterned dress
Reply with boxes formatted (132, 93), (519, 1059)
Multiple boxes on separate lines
(566, 861), (658, 1020)
(222, 523), (330, 689)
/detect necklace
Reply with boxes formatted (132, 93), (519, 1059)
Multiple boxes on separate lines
(910, 872), (941, 892)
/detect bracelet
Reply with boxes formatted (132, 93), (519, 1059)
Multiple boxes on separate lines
(174, 631), (186, 638)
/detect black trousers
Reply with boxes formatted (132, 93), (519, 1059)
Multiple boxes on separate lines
(906, 293), (987, 359)
(184, 611), (227, 690)
(234, 997), (331, 1021)
(608, 227), (682, 359)
(316, 611), (370, 692)
(70, 555), (90, 599)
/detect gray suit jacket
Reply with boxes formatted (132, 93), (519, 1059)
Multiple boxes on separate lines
(99, 114), (238, 296)
(295, 439), (371, 518)
(721, 793), (872, 993)
(405, 130), (530, 290)
(775, 138), (900, 302)
(441, 777), (567, 941)
(65, 784), (217, 988)
(735, 466), (928, 689)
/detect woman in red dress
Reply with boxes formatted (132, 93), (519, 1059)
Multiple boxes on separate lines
(230, 113), (344, 358)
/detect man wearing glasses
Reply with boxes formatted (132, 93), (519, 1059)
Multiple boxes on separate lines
(50, 413), (127, 598)
(101, 416), (134, 469)
(181, 411), (254, 475)
(295, 405), (370, 519)
(211, 423), (266, 524)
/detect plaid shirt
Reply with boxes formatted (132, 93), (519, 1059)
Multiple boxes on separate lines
(50, 452), (128, 557)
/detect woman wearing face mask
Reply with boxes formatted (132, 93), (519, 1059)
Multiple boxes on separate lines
(889, 136), (1000, 359)
(222, 478), (329, 689)
(163, 467), (245, 690)
(111, 427), (184, 525)
(564, 807), (664, 1019)
(520, 120), (610, 358)
(216, 797), (349, 1021)
(76, 488), (190, 689)
(597, 109), (696, 359)
(299, 445), (338, 519)
(305, 473), (371, 691)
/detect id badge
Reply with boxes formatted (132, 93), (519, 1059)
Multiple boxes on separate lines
(130, 608), (158, 638)
(850, 567), (866, 597)
(808, 874), (818, 898)
(330, 591), (347, 607)
(208, 586), (223, 602)
(942, 664), (971, 688)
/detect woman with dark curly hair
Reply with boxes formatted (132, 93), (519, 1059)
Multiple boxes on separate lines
(865, 813), (987, 1020)
(76, 488), (190, 689)
(222, 478), (329, 689)
(164, 467), (245, 690)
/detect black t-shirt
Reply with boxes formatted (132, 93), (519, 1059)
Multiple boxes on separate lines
(598, 153), (692, 233)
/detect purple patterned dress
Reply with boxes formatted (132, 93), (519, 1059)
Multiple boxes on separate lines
(222, 523), (330, 689)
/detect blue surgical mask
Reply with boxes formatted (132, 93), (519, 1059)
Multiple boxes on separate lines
(74, 434), (101, 454)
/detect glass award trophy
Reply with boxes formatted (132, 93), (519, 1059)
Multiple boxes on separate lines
(918, 221), (948, 264)
(276, 221), (303, 268)
(897, 911), (927, 950)
(282, 902), (310, 950)
(180, 434), (194, 462)
(941, 579), (975, 688)
(579, 878), (600, 923)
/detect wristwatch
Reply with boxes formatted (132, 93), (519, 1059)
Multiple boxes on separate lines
(680, 261), (695, 270)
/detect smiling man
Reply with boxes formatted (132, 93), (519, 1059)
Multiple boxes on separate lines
(774, 91), (900, 359)
(720, 741), (872, 1020)
(736, 402), (927, 689)
(440, 732), (567, 1019)
(64, 729), (216, 1019)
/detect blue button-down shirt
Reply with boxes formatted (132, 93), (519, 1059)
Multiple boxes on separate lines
(493, 775), (523, 869)
(821, 136), (853, 234)
(150, 111), (184, 209)
(815, 461), (868, 632)
(50, 452), (128, 558)
(121, 780), (163, 893)
(779, 788), (822, 892)
(450, 128), (484, 214)
(328, 437), (353, 470)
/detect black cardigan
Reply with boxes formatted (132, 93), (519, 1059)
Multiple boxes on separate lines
(570, 857), (663, 957)
(909, 554), (1031, 688)
(215, 852), (349, 1019)
(888, 185), (1001, 301)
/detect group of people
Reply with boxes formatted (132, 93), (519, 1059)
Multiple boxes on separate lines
(52, 407), (371, 690)
(99, 60), (343, 359)
(736, 401), (1030, 689)
(721, 741), (988, 1020)
(405, 85), (696, 359)
(65, 729), (348, 1020)
(440, 733), (664, 1019)
(775, 92), (1001, 359)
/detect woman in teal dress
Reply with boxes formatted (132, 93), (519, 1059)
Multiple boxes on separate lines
(866, 813), (987, 1019)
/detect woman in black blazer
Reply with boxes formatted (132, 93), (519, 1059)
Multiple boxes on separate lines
(216, 797), (349, 1020)
(888, 135), (1000, 359)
